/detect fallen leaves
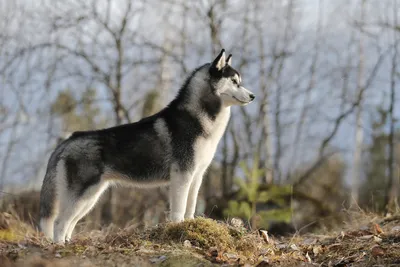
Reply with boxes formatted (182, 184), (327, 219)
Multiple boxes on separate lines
(373, 223), (384, 235)
(312, 245), (323, 256)
(207, 246), (239, 264)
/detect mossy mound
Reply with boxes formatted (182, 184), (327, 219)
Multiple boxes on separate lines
(147, 217), (265, 262)
(158, 218), (235, 249)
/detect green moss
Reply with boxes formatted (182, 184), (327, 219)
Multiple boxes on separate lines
(160, 218), (234, 250)
(72, 244), (86, 254)
(0, 230), (18, 242)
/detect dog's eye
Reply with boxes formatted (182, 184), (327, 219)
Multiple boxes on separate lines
(232, 79), (238, 85)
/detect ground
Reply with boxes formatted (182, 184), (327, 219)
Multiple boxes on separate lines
(0, 212), (400, 266)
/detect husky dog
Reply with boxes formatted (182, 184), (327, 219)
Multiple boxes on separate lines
(39, 49), (255, 243)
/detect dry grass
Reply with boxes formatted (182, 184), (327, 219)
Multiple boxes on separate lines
(0, 211), (399, 266)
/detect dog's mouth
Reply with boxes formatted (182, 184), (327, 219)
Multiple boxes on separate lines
(232, 95), (252, 104)
(221, 93), (250, 104)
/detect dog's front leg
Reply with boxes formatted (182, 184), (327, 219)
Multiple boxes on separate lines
(185, 165), (208, 219)
(169, 169), (193, 222)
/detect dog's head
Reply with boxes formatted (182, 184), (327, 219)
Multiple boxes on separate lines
(208, 49), (255, 107)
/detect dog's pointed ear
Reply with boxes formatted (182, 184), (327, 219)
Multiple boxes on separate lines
(226, 54), (232, 66)
(211, 49), (226, 71)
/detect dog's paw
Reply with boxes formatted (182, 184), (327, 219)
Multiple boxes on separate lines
(184, 214), (195, 220)
(169, 212), (184, 223)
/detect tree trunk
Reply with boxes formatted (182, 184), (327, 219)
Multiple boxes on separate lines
(384, 0), (398, 213)
(350, 0), (366, 209)
(255, 0), (274, 184)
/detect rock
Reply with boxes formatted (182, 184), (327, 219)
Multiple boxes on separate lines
(230, 218), (244, 228)
(276, 243), (286, 250)
(183, 240), (192, 248)
(224, 253), (238, 260)
(391, 226), (400, 232)
(301, 238), (317, 245)
(149, 255), (167, 263)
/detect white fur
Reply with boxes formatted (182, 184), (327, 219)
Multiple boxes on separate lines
(183, 68), (210, 114)
(169, 164), (193, 222)
(185, 107), (231, 219)
(64, 181), (110, 241)
(39, 162), (64, 241)
(216, 51), (226, 70)
(167, 107), (231, 222)
(102, 169), (169, 188)
(154, 118), (172, 157)
(50, 160), (111, 243)
(184, 164), (210, 219)
(219, 80), (253, 106)
(40, 217), (55, 241)
(172, 65), (248, 222)
(226, 55), (232, 66)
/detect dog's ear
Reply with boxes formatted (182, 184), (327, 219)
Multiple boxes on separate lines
(211, 49), (226, 71)
(226, 54), (232, 66)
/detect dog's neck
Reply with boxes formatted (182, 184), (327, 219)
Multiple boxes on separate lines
(168, 65), (231, 136)
(180, 68), (221, 115)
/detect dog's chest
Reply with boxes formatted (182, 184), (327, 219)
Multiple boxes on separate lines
(194, 108), (231, 167)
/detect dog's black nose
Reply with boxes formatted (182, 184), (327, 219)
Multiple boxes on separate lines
(249, 94), (255, 101)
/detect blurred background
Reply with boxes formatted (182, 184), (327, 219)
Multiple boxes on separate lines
(0, 0), (399, 235)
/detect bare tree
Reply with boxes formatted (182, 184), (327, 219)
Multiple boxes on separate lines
(254, 0), (274, 184)
(273, 0), (295, 182)
(288, 0), (323, 179)
(384, 0), (399, 213)
(350, 0), (366, 208)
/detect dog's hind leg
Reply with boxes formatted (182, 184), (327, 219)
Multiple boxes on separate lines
(53, 190), (86, 243)
(63, 200), (88, 242)
(65, 182), (109, 241)
(39, 161), (62, 240)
